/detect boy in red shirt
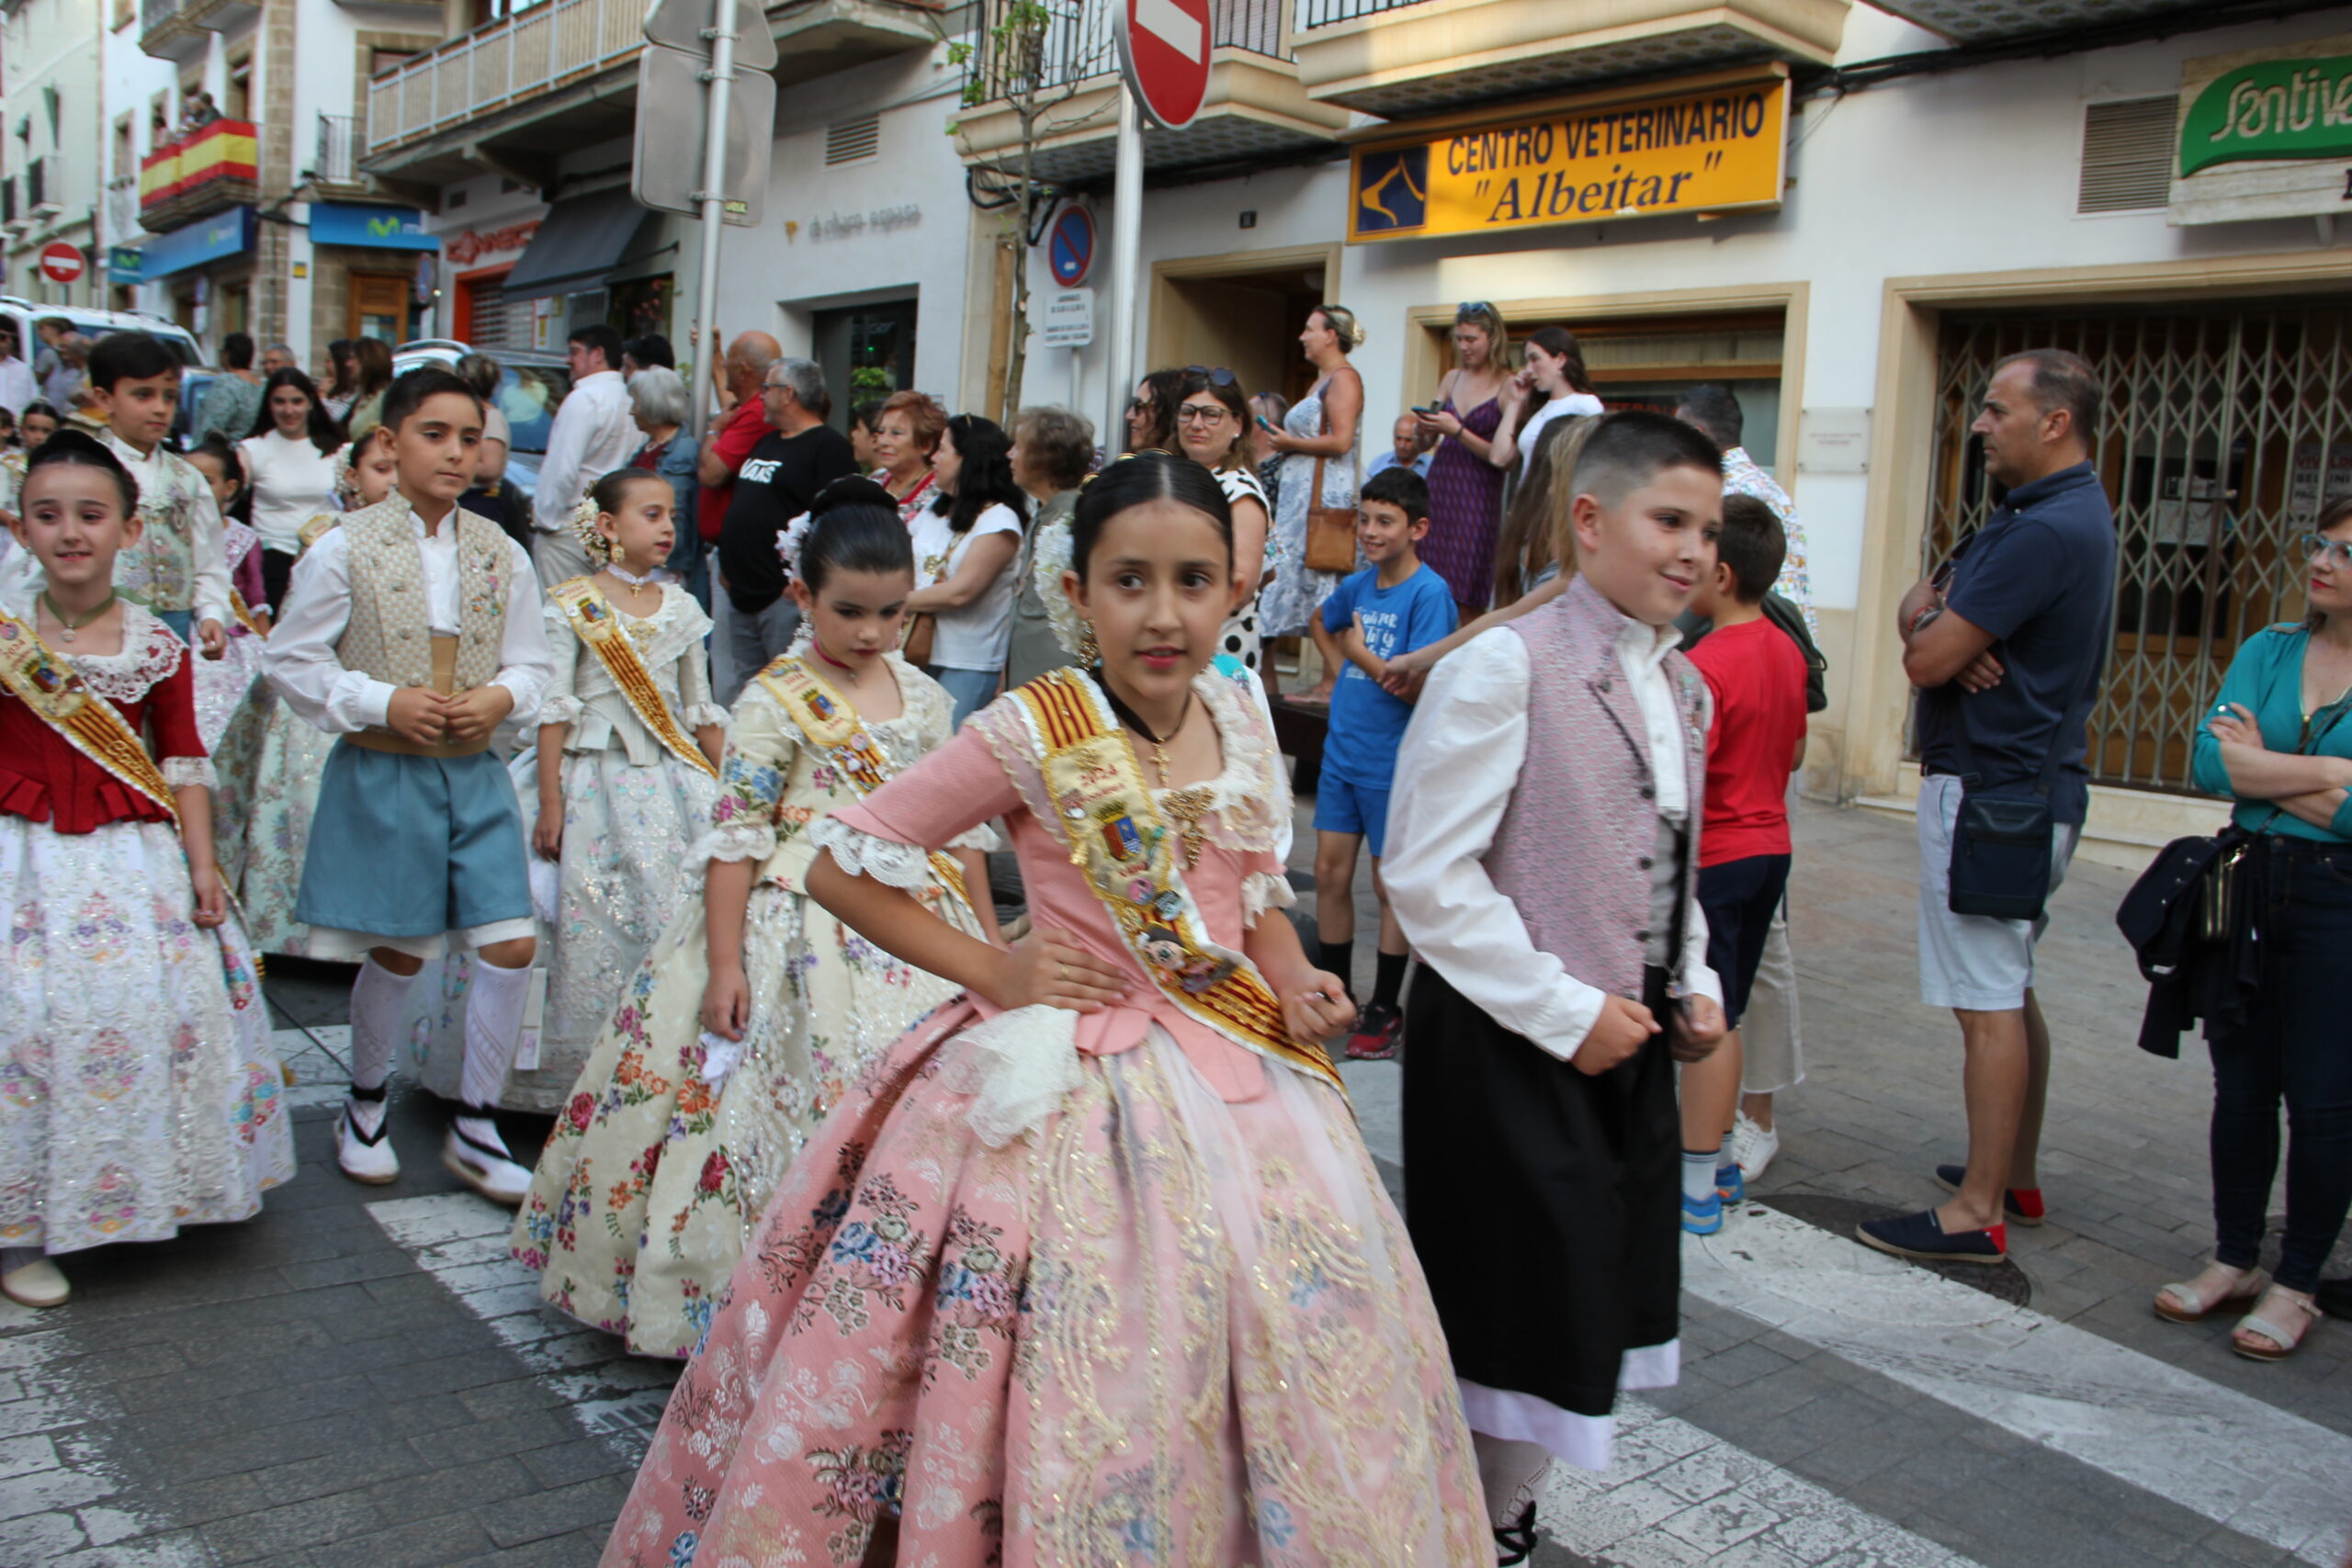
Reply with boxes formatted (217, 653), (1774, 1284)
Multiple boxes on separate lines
(1680, 493), (1810, 1234)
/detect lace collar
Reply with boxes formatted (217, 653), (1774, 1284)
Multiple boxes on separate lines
(64, 604), (185, 703)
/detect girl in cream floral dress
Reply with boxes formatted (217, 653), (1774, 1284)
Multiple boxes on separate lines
(513, 479), (989, 1359)
(519, 473), (726, 1108)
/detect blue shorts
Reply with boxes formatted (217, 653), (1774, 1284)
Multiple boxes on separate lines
(1315, 774), (1393, 859)
(297, 743), (531, 943)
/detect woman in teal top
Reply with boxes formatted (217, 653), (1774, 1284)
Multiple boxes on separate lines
(2161, 496), (2352, 1362)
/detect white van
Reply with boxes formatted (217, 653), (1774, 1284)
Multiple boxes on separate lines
(0, 297), (203, 379)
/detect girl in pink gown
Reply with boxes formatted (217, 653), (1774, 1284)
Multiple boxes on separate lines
(602, 453), (1488, 1566)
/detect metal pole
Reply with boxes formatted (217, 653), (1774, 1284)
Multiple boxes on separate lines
(1107, 83), (1142, 452)
(690, 0), (737, 447)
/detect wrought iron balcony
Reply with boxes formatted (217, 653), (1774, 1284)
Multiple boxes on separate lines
(956, 0), (1346, 185)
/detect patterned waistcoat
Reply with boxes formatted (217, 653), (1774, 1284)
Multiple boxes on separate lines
(334, 498), (508, 694)
(116, 449), (206, 614)
(1485, 575), (1710, 1000)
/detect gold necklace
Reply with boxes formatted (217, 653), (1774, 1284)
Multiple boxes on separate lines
(40, 590), (114, 643)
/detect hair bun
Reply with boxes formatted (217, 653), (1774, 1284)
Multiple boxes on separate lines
(810, 474), (897, 517)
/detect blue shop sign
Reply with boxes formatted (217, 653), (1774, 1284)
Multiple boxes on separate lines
(141, 208), (256, 279)
(107, 245), (144, 284)
(311, 203), (436, 251)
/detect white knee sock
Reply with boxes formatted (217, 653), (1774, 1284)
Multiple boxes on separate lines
(458, 955), (532, 1111)
(1472, 1432), (1551, 1529)
(347, 958), (419, 1136)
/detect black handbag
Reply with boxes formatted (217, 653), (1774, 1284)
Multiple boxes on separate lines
(1945, 697), (2085, 922)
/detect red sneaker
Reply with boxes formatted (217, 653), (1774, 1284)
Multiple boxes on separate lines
(1345, 1003), (1404, 1061)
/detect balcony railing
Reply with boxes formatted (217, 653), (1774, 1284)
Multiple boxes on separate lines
(315, 113), (362, 185)
(965, 0), (1283, 103)
(1294, 0), (1419, 24)
(365, 0), (647, 154)
(140, 118), (261, 232)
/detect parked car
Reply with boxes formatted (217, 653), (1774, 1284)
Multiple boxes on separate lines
(390, 339), (572, 525)
(1, 298), (201, 389)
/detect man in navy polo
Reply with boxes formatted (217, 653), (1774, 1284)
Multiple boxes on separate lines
(1870, 347), (2116, 1264)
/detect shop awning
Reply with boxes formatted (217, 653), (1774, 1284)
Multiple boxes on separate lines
(138, 207), (255, 280)
(500, 190), (650, 301)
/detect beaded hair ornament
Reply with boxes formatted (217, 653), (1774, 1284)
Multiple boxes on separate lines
(568, 496), (614, 567)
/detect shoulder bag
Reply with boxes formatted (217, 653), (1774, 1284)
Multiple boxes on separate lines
(1301, 394), (1360, 576)
(1945, 685), (2093, 922)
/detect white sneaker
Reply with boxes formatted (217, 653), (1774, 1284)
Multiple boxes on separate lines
(335, 1091), (401, 1185)
(1732, 1111), (1780, 1183)
(1, 1255), (68, 1308)
(444, 1114), (531, 1206)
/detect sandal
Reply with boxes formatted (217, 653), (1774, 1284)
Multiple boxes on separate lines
(2233, 1285), (2319, 1362)
(2153, 1263), (2268, 1324)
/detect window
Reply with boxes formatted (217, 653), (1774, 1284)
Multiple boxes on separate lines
(2077, 96), (2177, 214)
(113, 115), (132, 180)
(226, 55), (253, 123)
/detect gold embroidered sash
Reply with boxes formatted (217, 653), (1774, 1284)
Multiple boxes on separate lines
(1011, 668), (1341, 1091)
(551, 577), (718, 778)
(0, 607), (180, 824)
(757, 653), (973, 915)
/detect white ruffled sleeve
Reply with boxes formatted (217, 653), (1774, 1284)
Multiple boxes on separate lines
(163, 756), (218, 790)
(537, 601), (583, 728)
(805, 815), (937, 890)
(685, 681), (797, 863)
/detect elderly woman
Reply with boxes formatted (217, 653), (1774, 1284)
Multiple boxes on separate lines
(628, 366), (706, 608)
(2160, 494), (2352, 1364)
(871, 388), (946, 522)
(1002, 403), (1096, 689)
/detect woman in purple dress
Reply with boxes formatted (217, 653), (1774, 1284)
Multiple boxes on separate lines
(1418, 301), (1520, 618)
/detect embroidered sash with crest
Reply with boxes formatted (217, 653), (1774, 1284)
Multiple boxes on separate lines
(1010, 668), (1341, 1092)
(0, 608), (180, 824)
(551, 578), (718, 778)
(757, 653), (974, 915)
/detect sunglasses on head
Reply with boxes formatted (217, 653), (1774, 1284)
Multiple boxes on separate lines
(1183, 365), (1238, 389)
(1457, 302), (1496, 322)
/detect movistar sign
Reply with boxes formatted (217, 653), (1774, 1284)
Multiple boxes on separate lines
(309, 202), (437, 251)
(2179, 53), (2352, 176)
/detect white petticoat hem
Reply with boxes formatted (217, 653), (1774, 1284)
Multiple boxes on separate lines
(1456, 1340), (1680, 1473)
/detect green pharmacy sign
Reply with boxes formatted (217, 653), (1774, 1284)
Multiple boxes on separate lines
(2180, 54), (2352, 176)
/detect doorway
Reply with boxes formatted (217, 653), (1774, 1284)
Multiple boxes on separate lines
(1148, 245), (1340, 413)
(350, 272), (418, 344)
(812, 297), (917, 432)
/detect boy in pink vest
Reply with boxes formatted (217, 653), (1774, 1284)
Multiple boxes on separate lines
(1385, 410), (1729, 1559)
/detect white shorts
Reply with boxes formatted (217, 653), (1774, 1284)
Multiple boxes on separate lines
(1916, 772), (2079, 1012)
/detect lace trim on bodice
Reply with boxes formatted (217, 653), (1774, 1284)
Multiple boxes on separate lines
(805, 816), (934, 890)
(65, 604), (186, 703)
(684, 677), (946, 866)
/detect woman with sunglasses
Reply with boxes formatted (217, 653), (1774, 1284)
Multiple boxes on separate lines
(1261, 306), (1365, 702)
(1125, 367), (1185, 455)
(1418, 301), (1518, 620)
(1173, 367), (1272, 675)
(2162, 496), (2352, 1363)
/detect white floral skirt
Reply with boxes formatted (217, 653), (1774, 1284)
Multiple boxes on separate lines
(0, 817), (295, 1256)
(236, 701), (337, 957)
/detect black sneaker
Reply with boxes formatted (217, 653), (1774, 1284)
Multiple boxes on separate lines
(1345, 1003), (1404, 1061)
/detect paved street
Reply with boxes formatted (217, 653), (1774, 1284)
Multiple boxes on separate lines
(3, 797), (2346, 1567)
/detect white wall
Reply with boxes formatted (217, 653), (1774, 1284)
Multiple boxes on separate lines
(716, 41), (974, 398)
(1022, 5), (2352, 619)
(4, 0), (105, 306)
(101, 0), (179, 309)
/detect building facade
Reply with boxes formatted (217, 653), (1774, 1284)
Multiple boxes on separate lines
(2, 0), (107, 309)
(970, 0), (2352, 867)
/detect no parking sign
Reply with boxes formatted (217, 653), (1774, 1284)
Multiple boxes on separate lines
(1048, 204), (1094, 288)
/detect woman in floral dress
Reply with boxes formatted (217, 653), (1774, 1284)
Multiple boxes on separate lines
(599, 454), (1487, 1568)
(521, 473), (727, 1109)
(513, 479), (989, 1359)
(1260, 306), (1364, 702)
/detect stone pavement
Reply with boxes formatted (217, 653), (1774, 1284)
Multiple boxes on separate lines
(2, 797), (2346, 1566)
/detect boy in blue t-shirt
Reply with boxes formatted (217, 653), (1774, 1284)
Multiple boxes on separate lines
(1314, 466), (1458, 1059)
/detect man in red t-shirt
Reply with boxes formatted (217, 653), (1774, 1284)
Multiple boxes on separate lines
(1679, 493), (1810, 1235)
(695, 331), (782, 698)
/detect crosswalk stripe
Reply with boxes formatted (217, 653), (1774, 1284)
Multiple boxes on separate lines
(1537, 1395), (1986, 1566)
(1684, 1204), (2352, 1566)
(366, 1193), (680, 1457)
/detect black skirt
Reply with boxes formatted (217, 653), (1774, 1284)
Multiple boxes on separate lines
(1401, 964), (1681, 1420)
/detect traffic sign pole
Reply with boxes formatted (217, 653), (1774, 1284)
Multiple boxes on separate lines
(1108, 86), (1142, 454)
(690, 0), (737, 448)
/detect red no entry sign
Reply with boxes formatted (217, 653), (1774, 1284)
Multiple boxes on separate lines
(39, 243), (85, 285)
(1117, 0), (1210, 130)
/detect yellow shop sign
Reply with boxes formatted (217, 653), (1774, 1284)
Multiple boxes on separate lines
(1349, 74), (1789, 243)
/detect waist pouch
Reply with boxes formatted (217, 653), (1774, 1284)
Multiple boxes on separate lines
(1950, 786), (2054, 921)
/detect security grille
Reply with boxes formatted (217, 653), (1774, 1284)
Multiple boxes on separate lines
(825, 115), (879, 165)
(468, 278), (513, 351)
(2077, 97), (2176, 214)
(1918, 305), (2352, 794)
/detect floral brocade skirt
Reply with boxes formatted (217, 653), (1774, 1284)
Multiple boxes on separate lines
(0, 817), (295, 1255)
(512, 874), (974, 1359)
(597, 1011), (1490, 1568)
(237, 702), (337, 957)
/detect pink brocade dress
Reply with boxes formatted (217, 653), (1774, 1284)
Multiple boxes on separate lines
(600, 670), (1488, 1568)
